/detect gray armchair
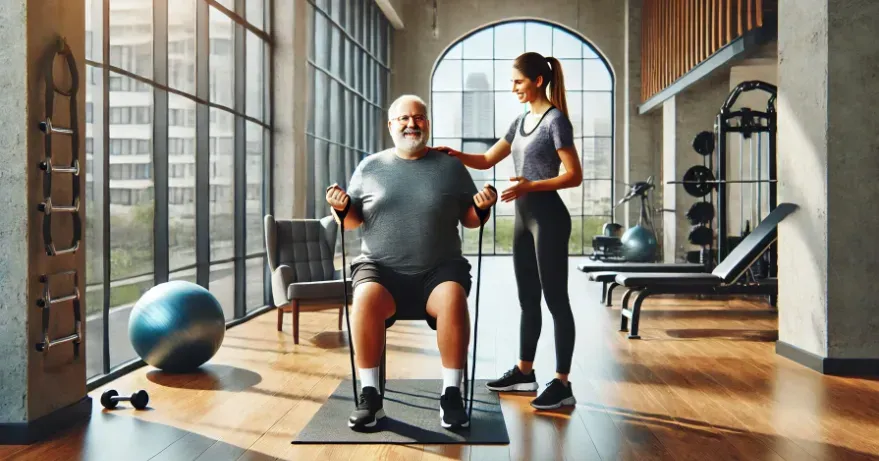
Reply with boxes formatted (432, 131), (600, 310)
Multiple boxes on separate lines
(264, 214), (353, 344)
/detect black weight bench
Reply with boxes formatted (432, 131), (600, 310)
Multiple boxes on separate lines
(578, 262), (706, 306)
(613, 203), (797, 339)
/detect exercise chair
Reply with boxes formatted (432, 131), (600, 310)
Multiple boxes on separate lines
(611, 202), (797, 339)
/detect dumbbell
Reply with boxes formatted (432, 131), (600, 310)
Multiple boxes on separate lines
(100, 389), (150, 410)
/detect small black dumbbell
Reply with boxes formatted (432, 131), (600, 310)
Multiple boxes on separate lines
(100, 389), (149, 410)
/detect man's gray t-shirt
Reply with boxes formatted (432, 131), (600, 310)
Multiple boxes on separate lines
(504, 107), (575, 181)
(346, 148), (478, 274)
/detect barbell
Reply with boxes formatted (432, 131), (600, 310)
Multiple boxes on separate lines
(668, 165), (777, 198)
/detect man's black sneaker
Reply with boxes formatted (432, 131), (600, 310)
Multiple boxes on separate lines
(485, 366), (539, 392)
(348, 386), (385, 429)
(439, 387), (469, 429)
(530, 379), (577, 410)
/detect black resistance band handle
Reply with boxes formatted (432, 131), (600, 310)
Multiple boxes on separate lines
(473, 184), (497, 222)
(327, 185), (351, 221)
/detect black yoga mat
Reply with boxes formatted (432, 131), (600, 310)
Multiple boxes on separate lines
(292, 379), (510, 445)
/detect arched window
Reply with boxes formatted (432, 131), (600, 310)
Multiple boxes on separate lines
(430, 20), (614, 256)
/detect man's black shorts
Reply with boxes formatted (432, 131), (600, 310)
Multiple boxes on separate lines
(350, 259), (472, 330)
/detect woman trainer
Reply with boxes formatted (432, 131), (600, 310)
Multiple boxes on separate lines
(436, 52), (583, 410)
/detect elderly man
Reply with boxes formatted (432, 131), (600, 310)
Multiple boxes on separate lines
(326, 94), (496, 431)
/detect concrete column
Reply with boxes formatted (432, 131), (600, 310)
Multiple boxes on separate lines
(272, 0), (310, 219)
(776, 0), (879, 373)
(0, 0), (90, 444)
(661, 97), (679, 261)
(658, 73), (729, 262)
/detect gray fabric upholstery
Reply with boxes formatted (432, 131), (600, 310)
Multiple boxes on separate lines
(264, 214), (350, 307)
(288, 279), (353, 300)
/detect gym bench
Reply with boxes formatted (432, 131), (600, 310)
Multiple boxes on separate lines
(610, 202), (796, 339)
(578, 262), (706, 306)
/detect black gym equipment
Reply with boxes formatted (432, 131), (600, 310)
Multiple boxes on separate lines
(667, 80), (778, 281)
(692, 130), (714, 156)
(581, 176), (702, 305)
(583, 81), (779, 310)
(303, 184), (502, 441)
(612, 203), (796, 339)
(688, 225), (713, 246)
(100, 389), (149, 410)
(590, 176), (659, 262)
(686, 201), (715, 225)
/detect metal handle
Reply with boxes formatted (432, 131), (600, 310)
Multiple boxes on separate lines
(38, 196), (80, 215)
(40, 158), (80, 175)
(42, 212), (82, 256)
(34, 270), (82, 355)
(39, 118), (74, 136)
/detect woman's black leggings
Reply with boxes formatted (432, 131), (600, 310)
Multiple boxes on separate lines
(513, 190), (575, 375)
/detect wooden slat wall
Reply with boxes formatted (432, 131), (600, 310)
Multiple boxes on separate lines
(641, 0), (772, 103)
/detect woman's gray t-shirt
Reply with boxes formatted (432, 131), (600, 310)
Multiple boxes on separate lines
(503, 107), (575, 181)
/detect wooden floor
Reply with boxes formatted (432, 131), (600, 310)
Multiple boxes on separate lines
(4, 256), (879, 461)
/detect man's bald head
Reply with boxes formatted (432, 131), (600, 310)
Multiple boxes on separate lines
(388, 94), (427, 120)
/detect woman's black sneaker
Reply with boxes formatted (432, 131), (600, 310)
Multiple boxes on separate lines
(530, 379), (577, 410)
(439, 387), (469, 429)
(485, 366), (539, 392)
(348, 386), (385, 430)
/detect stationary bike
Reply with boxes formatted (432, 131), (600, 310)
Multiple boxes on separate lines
(590, 176), (659, 262)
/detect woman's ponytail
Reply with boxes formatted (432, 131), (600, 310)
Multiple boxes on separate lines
(544, 57), (568, 118)
(513, 52), (569, 118)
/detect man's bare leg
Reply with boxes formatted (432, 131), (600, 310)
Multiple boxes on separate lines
(426, 281), (470, 369)
(351, 282), (395, 370)
(348, 282), (395, 430)
(426, 281), (471, 429)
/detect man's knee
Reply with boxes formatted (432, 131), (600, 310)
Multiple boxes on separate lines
(426, 281), (469, 319)
(353, 282), (396, 320)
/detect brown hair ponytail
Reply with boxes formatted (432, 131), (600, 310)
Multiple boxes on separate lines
(513, 52), (569, 118)
(544, 57), (568, 118)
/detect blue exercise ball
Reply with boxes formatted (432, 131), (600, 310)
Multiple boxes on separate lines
(621, 225), (658, 262)
(128, 281), (226, 373)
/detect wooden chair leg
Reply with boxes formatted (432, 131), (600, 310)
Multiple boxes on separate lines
(277, 305), (283, 331)
(292, 300), (300, 344)
(338, 306), (343, 331)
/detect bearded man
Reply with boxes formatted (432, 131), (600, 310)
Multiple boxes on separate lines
(325, 94), (497, 431)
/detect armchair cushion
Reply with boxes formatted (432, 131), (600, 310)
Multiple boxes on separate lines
(287, 279), (354, 301)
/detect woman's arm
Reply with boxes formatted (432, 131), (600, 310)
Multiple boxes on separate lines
(438, 138), (513, 170)
(525, 146), (583, 192)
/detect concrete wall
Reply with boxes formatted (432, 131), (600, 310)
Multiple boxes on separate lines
(390, 0), (654, 226)
(272, 0), (310, 219)
(0, 0), (30, 425)
(776, 0), (829, 357)
(657, 71), (730, 262)
(0, 0), (87, 424)
(824, 0), (879, 359)
(623, 0), (656, 228)
(777, 0), (879, 359)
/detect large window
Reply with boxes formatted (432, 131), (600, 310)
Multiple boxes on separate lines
(305, 0), (391, 257)
(85, 0), (272, 383)
(430, 20), (615, 255)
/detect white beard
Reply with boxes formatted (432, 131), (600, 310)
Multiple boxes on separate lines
(391, 130), (427, 153)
